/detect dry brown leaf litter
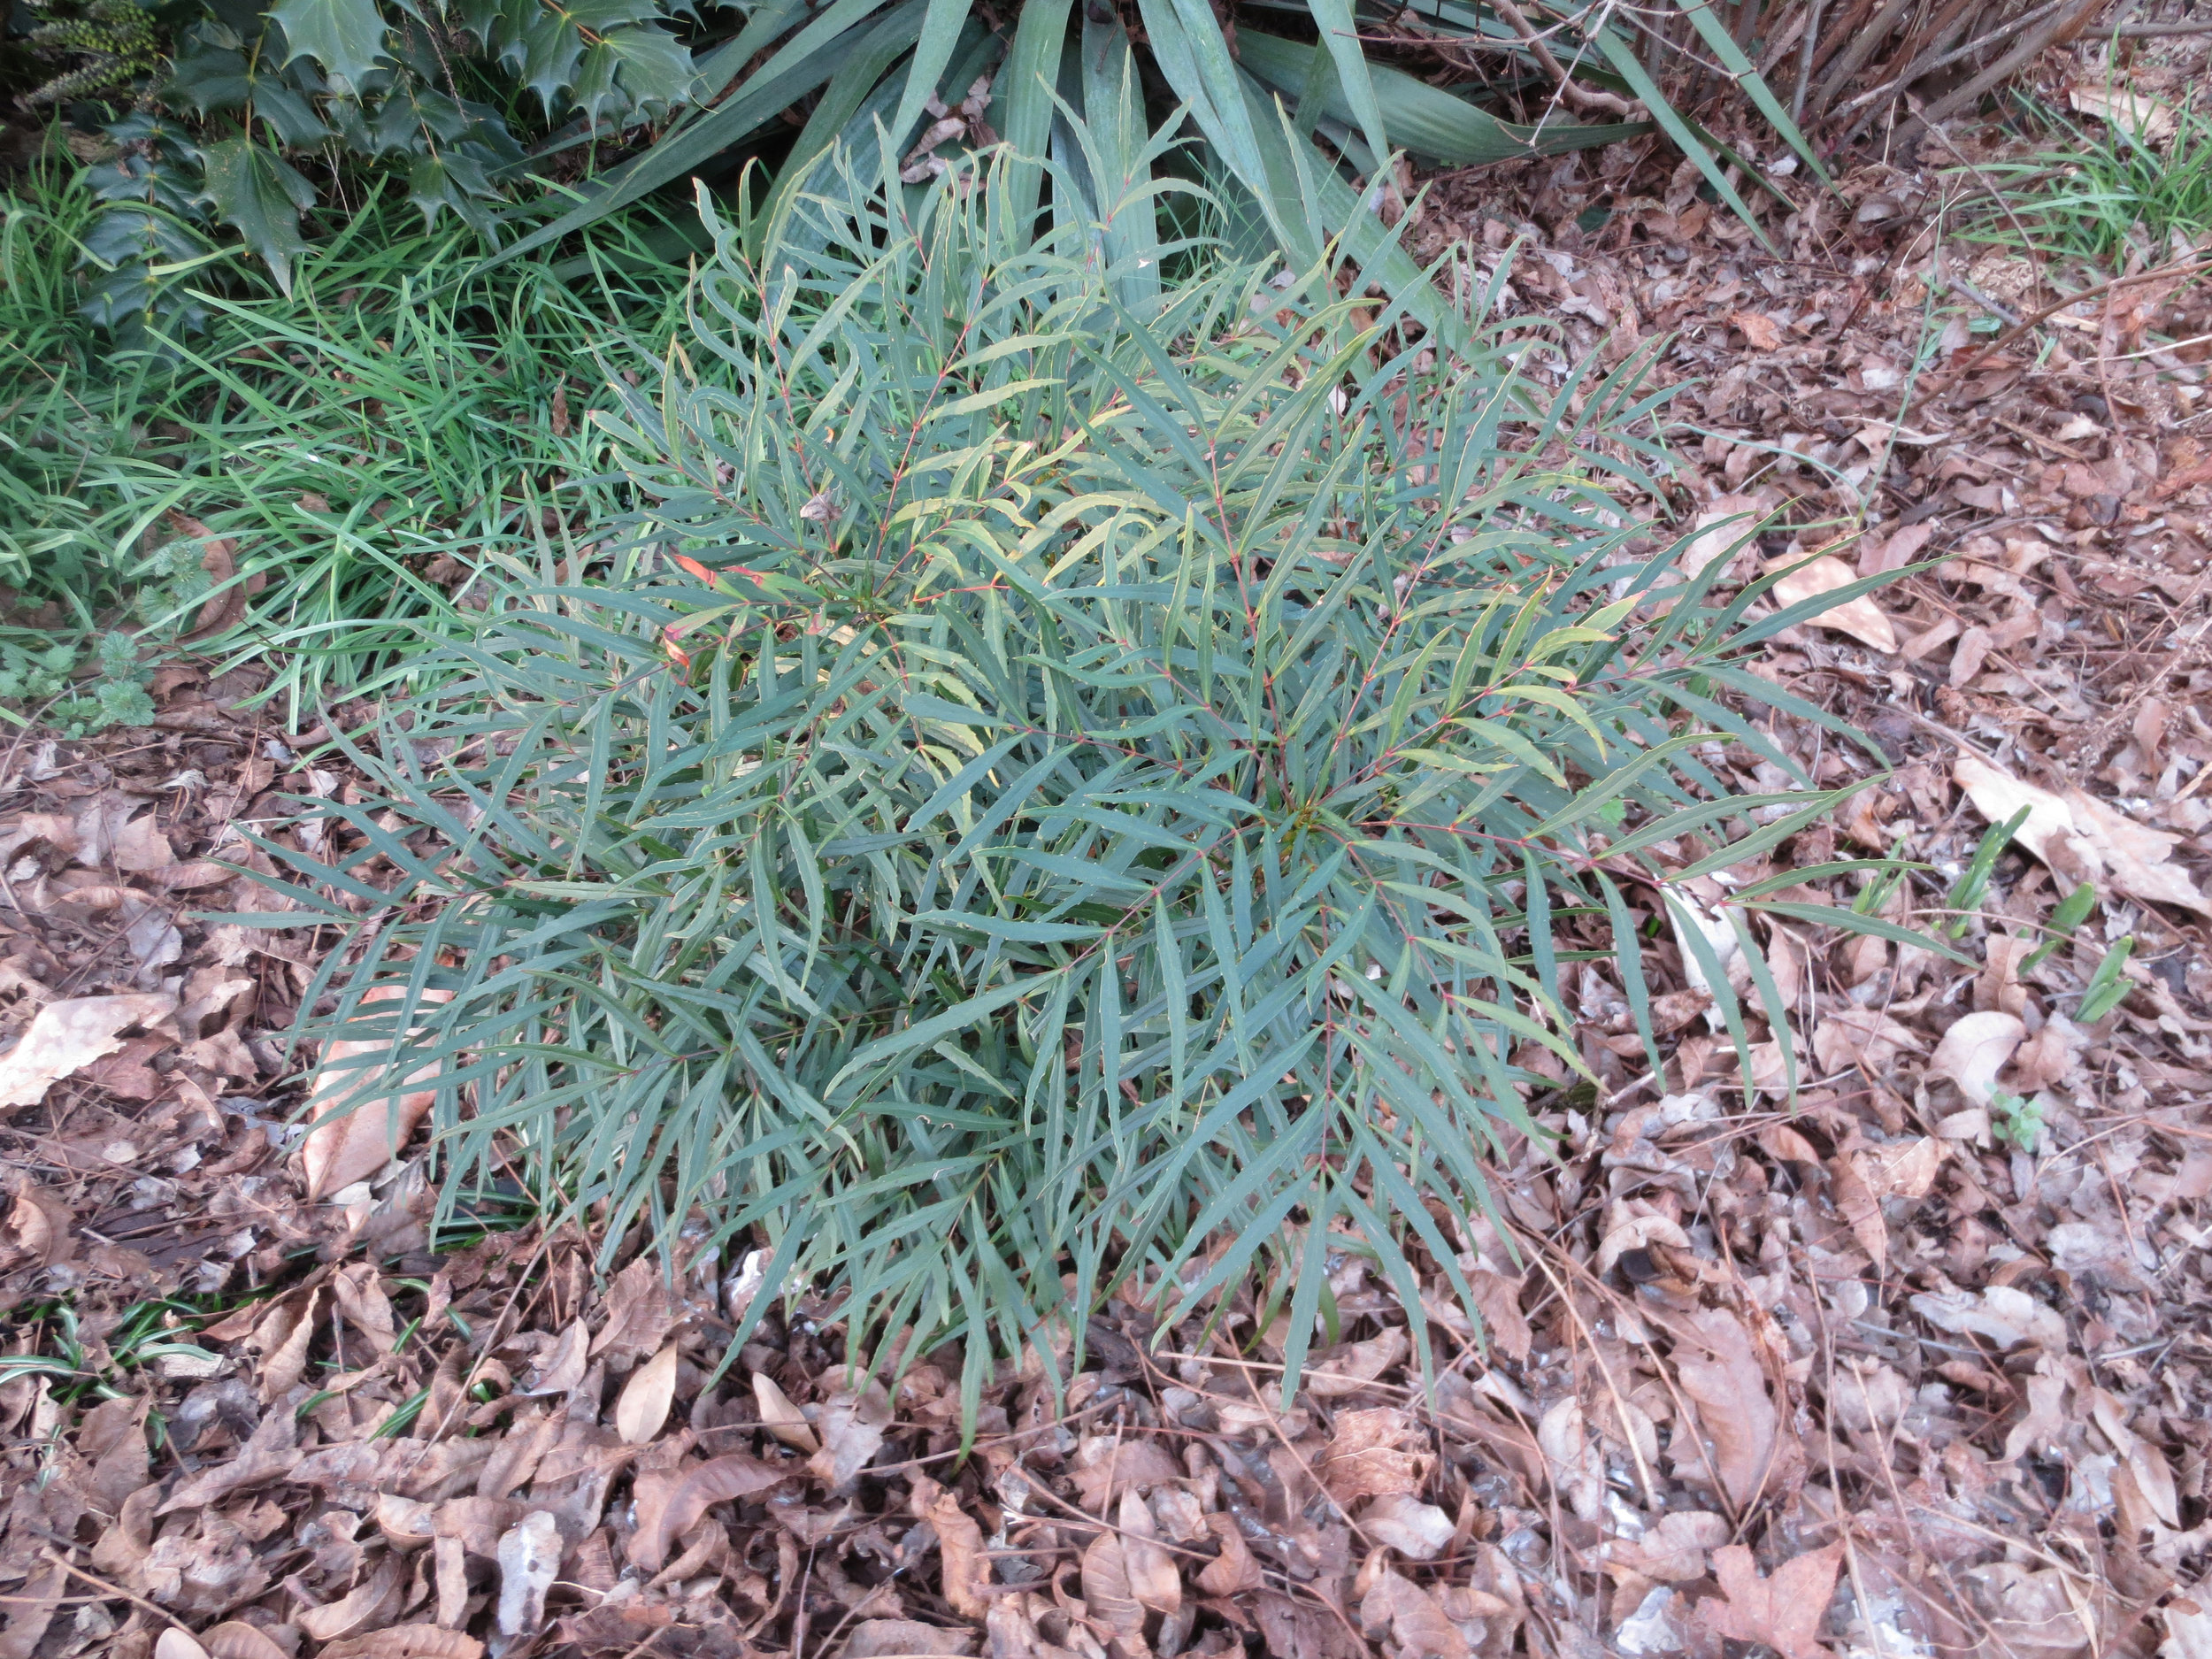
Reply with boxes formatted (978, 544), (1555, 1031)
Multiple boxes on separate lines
(5, 47), (2212, 1659)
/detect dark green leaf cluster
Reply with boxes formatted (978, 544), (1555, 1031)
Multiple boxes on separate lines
(55, 0), (710, 325)
(258, 148), (1880, 1401)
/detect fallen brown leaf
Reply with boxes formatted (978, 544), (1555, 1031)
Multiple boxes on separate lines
(296, 1555), (405, 1641)
(1118, 1488), (1181, 1615)
(1305, 1325), (1409, 1396)
(1359, 1563), (1470, 1659)
(754, 1371), (818, 1452)
(4, 1179), (74, 1270)
(614, 1343), (680, 1445)
(1930, 1010), (2026, 1109)
(1069, 1434), (1181, 1509)
(649, 1453), (791, 1570)
(1732, 311), (1784, 350)
(1955, 754), (2210, 915)
(843, 1621), (977, 1659)
(522, 1320), (588, 1396)
(810, 1380), (893, 1488)
(301, 984), (455, 1200)
(1079, 1532), (1148, 1651)
(0, 993), (177, 1108)
(1199, 1512), (1261, 1595)
(1767, 554), (1897, 651)
(1359, 1493), (1455, 1560)
(1698, 1543), (1841, 1659)
(319, 1628), (485, 1659)
(494, 1509), (563, 1644)
(199, 1622), (291, 1659)
(914, 1476), (990, 1620)
(1671, 1309), (1784, 1510)
(1321, 1406), (1430, 1505)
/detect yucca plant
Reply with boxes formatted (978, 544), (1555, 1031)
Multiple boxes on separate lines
(254, 142), (1911, 1400)
(492, 0), (1832, 303)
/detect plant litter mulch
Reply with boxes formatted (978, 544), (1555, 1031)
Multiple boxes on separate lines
(9, 73), (2212, 1659)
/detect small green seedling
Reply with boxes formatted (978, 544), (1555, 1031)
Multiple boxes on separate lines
(1855, 831), (1916, 917)
(1946, 806), (2031, 939)
(2021, 880), (2098, 972)
(2078, 935), (2136, 1022)
(1991, 1088), (2044, 1152)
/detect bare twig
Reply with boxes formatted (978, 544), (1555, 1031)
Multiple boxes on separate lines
(1490, 0), (1642, 116)
(1920, 249), (2212, 393)
(1792, 0), (1827, 123)
(1897, 0), (2109, 144)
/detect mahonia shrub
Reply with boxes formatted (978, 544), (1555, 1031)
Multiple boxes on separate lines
(257, 146), (1906, 1394)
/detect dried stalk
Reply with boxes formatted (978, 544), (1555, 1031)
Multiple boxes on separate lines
(1491, 0), (1642, 114)
(1829, 0), (2078, 122)
(1896, 0), (2109, 142)
(1792, 0), (1826, 122)
(1807, 0), (1923, 119)
(1830, 0), (2034, 119)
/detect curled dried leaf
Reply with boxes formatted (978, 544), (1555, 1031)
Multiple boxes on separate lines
(1118, 1488), (1181, 1616)
(615, 1344), (680, 1445)
(301, 986), (454, 1200)
(650, 1454), (791, 1570)
(755, 1371), (818, 1452)
(199, 1624), (289, 1659)
(1079, 1532), (1148, 1651)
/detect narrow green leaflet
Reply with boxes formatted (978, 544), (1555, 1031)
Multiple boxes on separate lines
(288, 144), (1932, 1409)
(887, 0), (975, 157)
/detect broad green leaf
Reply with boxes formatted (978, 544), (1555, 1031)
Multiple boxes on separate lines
(887, 0), (975, 156)
(196, 137), (317, 294)
(1301, 0), (1390, 167)
(1237, 31), (1645, 165)
(269, 0), (388, 88)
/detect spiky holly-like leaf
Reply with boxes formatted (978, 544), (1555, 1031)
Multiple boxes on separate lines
(196, 136), (316, 292)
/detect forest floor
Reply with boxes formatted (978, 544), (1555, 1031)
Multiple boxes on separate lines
(4, 35), (2212, 1659)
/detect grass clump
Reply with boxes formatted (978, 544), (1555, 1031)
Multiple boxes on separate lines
(1962, 93), (2212, 267)
(1, 157), (697, 723)
(260, 147), (1893, 1395)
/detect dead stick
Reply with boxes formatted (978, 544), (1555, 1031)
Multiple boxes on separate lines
(39, 1551), (195, 1636)
(1918, 250), (2212, 396)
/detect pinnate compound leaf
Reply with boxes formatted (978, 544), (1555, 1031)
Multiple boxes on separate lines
(308, 149), (1865, 1426)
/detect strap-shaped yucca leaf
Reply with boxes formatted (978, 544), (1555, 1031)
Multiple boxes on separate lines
(483, 0), (1706, 303)
(251, 146), (1905, 1403)
(1235, 31), (1647, 165)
